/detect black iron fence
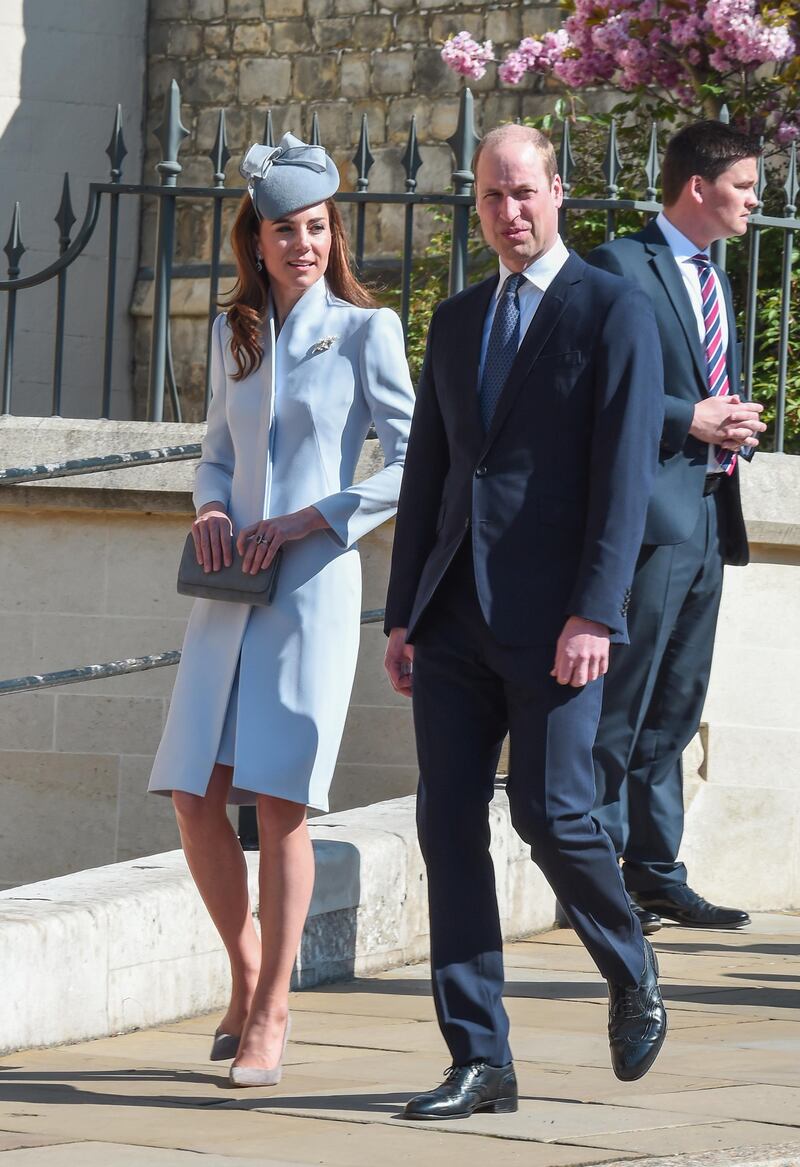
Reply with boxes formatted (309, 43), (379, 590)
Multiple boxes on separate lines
(0, 81), (797, 448)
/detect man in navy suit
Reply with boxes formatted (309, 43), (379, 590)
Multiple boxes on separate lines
(384, 125), (667, 1121)
(588, 123), (765, 936)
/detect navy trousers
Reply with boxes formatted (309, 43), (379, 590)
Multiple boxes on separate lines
(411, 542), (645, 1068)
(593, 492), (724, 894)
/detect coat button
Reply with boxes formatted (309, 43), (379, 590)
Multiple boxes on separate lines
(475, 465), (487, 477)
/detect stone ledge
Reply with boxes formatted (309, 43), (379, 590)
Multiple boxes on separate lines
(0, 790), (556, 1055)
(0, 416), (384, 512)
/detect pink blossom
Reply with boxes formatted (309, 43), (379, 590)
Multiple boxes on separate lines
(498, 51), (527, 85)
(440, 0), (796, 135)
(707, 0), (795, 65)
(440, 31), (494, 81)
(777, 121), (800, 146)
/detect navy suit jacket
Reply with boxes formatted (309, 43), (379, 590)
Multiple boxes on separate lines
(384, 250), (665, 647)
(587, 221), (749, 566)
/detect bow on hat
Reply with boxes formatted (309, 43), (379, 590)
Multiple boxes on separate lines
(240, 139), (328, 182)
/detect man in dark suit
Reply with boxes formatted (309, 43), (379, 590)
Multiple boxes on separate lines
(588, 122), (765, 936)
(384, 125), (667, 1121)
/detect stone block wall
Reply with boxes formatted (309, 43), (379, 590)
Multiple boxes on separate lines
(0, 417), (416, 890)
(135, 0), (561, 417)
(144, 0), (561, 203)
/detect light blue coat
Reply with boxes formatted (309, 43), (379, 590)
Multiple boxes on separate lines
(149, 277), (415, 810)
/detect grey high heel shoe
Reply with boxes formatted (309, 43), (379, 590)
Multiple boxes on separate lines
(209, 1030), (240, 1061)
(228, 1014), (291, 1088)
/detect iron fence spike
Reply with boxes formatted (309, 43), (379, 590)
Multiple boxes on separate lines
(558, 119), (575, 193)
(602, 118), (622, 196)
(401, 115), (423, 191)
(352, 114), (374, 191)
(105, 104), (127, 182)
(309, 111), (321, 146)
(447, 87), (479, 186)
(784, 142), (798, 216)
(262, 109), (275, 147)
(644, 121), (660, 200)
(3, 202), (24, 276)
(54, 173), (77, 248)
(153, 79), (189, 185)
(209, 108), (231, 187)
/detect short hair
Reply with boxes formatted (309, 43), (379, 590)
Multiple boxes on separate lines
(473, 124), (558, 187)
(661, 121), (762, 206)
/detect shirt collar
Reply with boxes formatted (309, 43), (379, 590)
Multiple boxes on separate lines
(656, 211), (709, 262)
(496, 235), (570, 299)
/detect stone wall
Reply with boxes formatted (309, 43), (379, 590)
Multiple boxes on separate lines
(0, 417), (416, 890)
(137, 0), (561, 418)
(144, 0), (561, 201)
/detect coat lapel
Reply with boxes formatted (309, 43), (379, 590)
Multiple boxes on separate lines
(479, 251), (580, 455)
(716, 264), (741, 394)
(641, 221), (708, 395)
(450, 275), (497, 449)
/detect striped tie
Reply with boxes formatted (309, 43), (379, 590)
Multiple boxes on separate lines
(692, 254), (736, 475)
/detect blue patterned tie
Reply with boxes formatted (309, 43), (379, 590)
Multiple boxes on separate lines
(478, 272), (525, 431)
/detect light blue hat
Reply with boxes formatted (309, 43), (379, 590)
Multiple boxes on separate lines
(239, 133), (340, 221)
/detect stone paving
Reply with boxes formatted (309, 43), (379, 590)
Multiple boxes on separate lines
(1, 913), (800, 1166)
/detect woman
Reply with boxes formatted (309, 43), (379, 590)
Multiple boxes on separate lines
(149, 135), (415, 1087)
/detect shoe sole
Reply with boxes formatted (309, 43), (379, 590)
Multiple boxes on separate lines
(403, 1096), (519, 1120)
(656, 916), (750, 929)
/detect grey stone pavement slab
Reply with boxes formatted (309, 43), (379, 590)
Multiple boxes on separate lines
(1, 914), (799, 1166)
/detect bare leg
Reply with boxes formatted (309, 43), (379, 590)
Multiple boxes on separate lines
(173, 764), (261, 1035)
(233, 793), (315, 1070)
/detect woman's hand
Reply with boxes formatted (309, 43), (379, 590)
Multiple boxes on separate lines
(192, 503), (234, 573)
(237, 506), (329, 574)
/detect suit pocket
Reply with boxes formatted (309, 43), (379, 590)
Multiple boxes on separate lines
(536, 350), (584, 365)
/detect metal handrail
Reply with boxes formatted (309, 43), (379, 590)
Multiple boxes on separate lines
(0, 443), (202, 486)
(0, 609), (387, 695)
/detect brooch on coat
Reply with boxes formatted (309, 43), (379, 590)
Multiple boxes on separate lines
(310, 335), (338, 355)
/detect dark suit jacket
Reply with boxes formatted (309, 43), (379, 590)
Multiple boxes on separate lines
(587, 221), (749, 566)
(384, 251), (665, 647)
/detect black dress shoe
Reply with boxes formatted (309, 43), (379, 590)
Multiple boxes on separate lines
(403, 1061), (518, 1120)
(631, 902), (661, 935)
(608, 938), (667, 1082)
(633, 885), (751, 929)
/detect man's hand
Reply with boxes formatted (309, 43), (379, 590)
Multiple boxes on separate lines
(551, 616), (610, 688)
(689, 395), (766, 451)
(385, 627), (414, 697)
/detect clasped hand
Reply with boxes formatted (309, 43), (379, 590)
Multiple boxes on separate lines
(690, 395), (766, 451)
(192, 503), (326, 575)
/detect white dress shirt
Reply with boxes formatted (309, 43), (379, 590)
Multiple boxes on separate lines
(656, 212), (729, 474)
(478, 235), (571, 385)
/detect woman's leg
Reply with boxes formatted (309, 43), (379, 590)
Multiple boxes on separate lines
(172, 764), (261, 1035)
(233, 793), (315, 1069)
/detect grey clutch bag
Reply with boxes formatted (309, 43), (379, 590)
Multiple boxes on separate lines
(177, 533), (282, 605)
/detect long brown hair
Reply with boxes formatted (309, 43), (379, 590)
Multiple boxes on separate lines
(222, 195), (376, 380)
